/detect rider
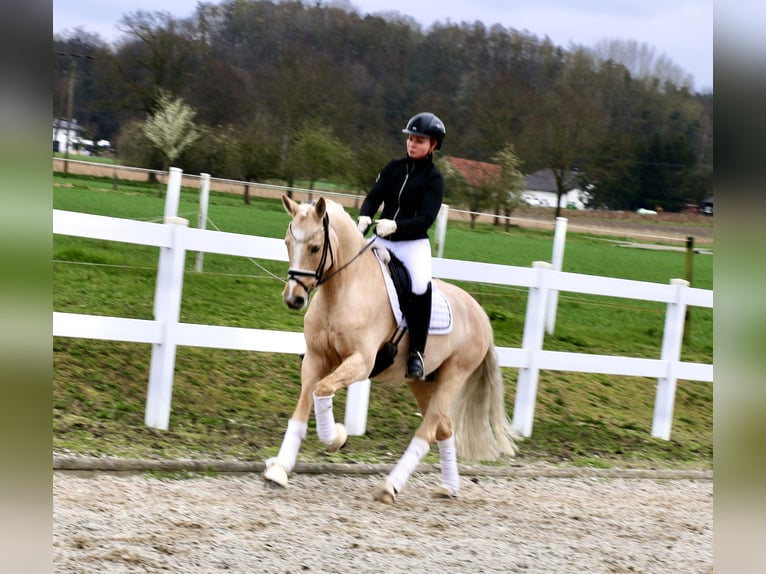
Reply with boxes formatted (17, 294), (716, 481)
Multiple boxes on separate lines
(356, 112), (446, 380)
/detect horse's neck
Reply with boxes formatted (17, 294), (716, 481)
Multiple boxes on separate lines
(320, 239), (381, 304)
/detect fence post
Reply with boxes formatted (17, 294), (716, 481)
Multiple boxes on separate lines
(145, 216), (189, 430)
(546, 217), (568, 334)
(194, 173), (211, 272)
(145, 170), (187, 430)
(434, 203), (449, 258)
(651, 278), (689, 440)
(345, 379), (371, 435)
(683, 236), (694, 343)
(512, 261), (552, 437)
(163, 167), (183, 220)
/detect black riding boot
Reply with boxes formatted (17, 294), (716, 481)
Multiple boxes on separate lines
(404, 283), (432, 380)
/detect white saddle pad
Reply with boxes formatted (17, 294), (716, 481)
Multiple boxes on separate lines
(373, 248), (453, 334)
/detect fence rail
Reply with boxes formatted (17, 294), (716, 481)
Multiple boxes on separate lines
(53, 206), (712, 441)
(53, 165), (713, 441)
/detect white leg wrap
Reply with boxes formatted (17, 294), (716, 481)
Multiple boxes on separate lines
(313, 392), (337, 446)
(387, 437), (430, 493)
(268, 419), (307, 473)
(438, 435), (460, 495)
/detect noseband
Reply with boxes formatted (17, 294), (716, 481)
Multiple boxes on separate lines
(286, 211), (377, 295)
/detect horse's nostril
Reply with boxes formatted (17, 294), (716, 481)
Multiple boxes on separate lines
(285, 295), (305, 310)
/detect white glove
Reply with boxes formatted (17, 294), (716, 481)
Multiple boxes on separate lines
(357, 215), (372, 234)
(375, 219), (397, 237)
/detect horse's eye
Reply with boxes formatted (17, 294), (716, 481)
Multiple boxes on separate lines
(310, 245), (320, 254)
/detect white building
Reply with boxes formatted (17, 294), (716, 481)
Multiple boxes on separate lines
(53, 118), (109, 156)
(522, 168), (591, 210)
(53, 119), (83, 154)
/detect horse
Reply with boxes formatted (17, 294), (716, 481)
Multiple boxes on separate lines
(264, 194), (517, 503)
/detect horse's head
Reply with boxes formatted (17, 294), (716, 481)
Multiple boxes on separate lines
(281, 195), (335, 310)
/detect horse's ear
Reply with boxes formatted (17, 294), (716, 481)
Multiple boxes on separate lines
(315, 197), (327, 219)
(282, 194), (297, 216)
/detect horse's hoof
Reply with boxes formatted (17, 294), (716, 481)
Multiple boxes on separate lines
(326, 423), (348, 452)
(263, 463), (288, 488)
(372, 481), (397, 504)
(431, 485), (458, 499)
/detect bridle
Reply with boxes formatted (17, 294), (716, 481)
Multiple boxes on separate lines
(287, 212), (376, 295)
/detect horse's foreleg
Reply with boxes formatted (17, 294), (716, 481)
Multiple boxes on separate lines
(312, 392), (348, 452)
(264, 354), (325, 488)
(313, 352), (371, 452)
(264, 418), (307, 487)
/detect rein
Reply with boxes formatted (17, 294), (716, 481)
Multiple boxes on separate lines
(287, 213), (376, 294)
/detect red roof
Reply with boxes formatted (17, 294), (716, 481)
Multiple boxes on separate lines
(445, 157), (501, 187)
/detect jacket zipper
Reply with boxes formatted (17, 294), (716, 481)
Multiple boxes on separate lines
(393, 162), (413, 220)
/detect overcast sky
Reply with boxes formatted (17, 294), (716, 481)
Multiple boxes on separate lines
(53, 0), (713, 92)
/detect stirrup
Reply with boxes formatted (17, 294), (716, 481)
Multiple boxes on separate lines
(406, 351), (425, 380)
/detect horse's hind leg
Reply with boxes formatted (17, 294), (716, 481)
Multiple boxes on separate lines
(407, 379), (460, 499)
(372, 377), (461, 503)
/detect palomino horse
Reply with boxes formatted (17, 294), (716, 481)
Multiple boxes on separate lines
(264, 195), (517, 503)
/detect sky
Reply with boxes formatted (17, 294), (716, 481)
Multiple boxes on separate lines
(53, 0), (714, 92)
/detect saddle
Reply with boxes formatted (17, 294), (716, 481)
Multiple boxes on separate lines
(385, 251), (412, 310)
(368, 246), (452, 378)
(369, 249), (410, 378)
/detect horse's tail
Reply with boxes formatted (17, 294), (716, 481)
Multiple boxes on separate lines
(450, 343), (519, 461)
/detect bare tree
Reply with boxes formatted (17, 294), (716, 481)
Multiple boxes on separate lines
(592, 39), (693, 90)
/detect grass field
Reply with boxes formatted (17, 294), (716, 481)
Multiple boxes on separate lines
(53, 173), (713, 470)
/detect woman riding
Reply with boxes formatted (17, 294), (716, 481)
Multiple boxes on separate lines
(356, 112), (446, 380)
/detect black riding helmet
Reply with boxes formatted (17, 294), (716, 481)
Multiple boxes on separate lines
(402, 112), (446, 150)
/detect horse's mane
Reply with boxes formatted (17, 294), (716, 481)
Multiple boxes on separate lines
(305, 197), (355, 227)
(323, 197), (350, 217)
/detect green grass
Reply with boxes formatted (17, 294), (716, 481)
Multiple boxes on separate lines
(53, 173), (713, 470)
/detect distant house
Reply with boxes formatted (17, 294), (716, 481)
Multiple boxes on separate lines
(444, 157), (500, 187)
(53, 118), (84, 154)
(53, 118), (110, 156)
(445, 157), (590, 210)
(522, 168), (589, 210)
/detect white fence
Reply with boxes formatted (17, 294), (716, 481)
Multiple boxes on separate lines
(53, 177), (713, 441)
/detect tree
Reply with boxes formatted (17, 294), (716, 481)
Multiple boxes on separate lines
(592, 39), (693, 91)
(56, 3), (712, 211)
(493, 144), (526, 231)
(115, 10), (200, 114)
(142, 89), (200, 195)
(235, 118), (283, 204)
(346, 138), (393, 207)
(285, 125), (352, 198)
(438, 158), (496, 229)
(529, 49), (607, 218)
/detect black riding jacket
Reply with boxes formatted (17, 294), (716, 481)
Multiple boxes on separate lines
(360, 155), (444, 241)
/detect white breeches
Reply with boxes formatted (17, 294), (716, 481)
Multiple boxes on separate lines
(374, 236), (431, 294)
